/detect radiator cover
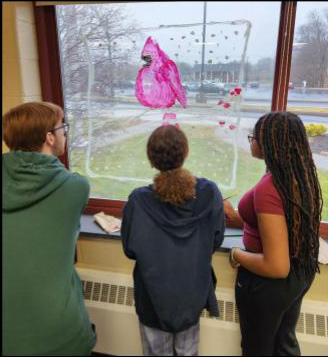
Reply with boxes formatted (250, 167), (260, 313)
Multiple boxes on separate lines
(77, 267), (328, 356)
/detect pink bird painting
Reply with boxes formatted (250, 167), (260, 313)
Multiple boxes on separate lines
(136, 37), (187, 109)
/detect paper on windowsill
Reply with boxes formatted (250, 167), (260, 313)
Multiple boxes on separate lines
(319, 237), (328, 265)
(94, 212), (121, 234)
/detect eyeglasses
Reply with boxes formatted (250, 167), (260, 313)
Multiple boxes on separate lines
(247, 134), (256, 143)
(50, 123), (70, 135)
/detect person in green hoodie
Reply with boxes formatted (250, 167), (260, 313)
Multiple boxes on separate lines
(3, 102), (96, 356)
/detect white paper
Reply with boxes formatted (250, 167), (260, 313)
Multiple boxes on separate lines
(94, 211), (121, 233)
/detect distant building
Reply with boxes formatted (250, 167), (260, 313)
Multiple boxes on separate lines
(193, 62), (241, 82)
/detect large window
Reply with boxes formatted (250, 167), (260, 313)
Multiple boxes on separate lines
(35, 2), (327, 224)
(55, 1), (282, 209)
(288, 2), (328, 220)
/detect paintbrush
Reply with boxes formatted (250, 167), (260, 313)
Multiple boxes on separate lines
(223, 194), (237, 201)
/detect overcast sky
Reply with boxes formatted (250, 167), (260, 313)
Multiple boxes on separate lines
(115, 1), (327, 64)
(59, 1), (327, 71)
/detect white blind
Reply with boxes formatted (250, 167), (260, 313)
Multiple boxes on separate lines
(35, 1), (130, 6)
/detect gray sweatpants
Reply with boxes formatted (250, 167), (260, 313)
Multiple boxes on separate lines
(139, 321), (200, 356)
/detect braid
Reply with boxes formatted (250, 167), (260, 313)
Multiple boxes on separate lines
(255, 112), (322, 277)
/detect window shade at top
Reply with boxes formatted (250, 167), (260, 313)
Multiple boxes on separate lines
(35, 1), (126, 6)
(35, 1), (143, 5)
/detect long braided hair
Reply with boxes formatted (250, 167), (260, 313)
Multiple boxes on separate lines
(254, 112), (322, 276)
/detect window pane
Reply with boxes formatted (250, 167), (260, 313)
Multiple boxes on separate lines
(56, 2), (280, 205)
(288, 2), (328, 221)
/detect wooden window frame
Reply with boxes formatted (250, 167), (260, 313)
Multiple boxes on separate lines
(33, 2), (327, 236)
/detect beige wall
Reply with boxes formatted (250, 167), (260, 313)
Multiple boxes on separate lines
(2, 1), (41, 152)
(77, 236), (328, 302)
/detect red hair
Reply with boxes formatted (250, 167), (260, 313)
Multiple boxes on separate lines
(3, 102), (63, 152)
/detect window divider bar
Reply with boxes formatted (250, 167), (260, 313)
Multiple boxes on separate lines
(271, 1), (297, 111)
(83, 199), (125, 217)
(34, 4), (69, 168)
(320, 223), (328, 239)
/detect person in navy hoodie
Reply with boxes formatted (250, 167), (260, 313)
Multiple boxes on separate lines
(121, 124), (225, 356)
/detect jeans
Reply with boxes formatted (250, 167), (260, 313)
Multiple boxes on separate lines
(139, 321), (200, 356)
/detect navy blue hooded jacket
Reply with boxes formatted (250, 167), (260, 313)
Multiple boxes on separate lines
(121, 178), (225, 333)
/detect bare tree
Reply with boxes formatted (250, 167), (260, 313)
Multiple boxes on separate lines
(57, 4), (140, 100)
(250, 57), (274, 83)
(291, 8), (328, 88)
(55, 4), (141, 154)
(84, 5), (141, 97)
(176, 62), (194, 82)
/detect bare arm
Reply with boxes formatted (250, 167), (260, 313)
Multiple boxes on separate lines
(223, 200), (244, 229)
(232, 213), (290, 278)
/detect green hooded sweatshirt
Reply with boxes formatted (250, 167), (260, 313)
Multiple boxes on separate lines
(3, 151), (96, 356)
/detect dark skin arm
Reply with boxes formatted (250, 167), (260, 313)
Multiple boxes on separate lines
(231, 213), (290, 278)
(224, 199), (290, 278)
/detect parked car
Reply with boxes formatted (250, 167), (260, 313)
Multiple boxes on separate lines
(117, 81), (135, 89)
(223, 83), (239, 93)
(184, 82), (200, 92)
(182, 85), (189, 92)
(201, 83), (223, 93)
(197, 82), (230, 95)
(249, 81), (260, 88)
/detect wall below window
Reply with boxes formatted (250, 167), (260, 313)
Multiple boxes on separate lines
(76, 236), (328, 356)
(2, 1), (41, 153)
(76, 236), (328, 302)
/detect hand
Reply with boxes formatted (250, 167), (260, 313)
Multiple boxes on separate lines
(224, 200), (244, 229)
(224, 200), (236, 220)
(229, 247), (241, 269)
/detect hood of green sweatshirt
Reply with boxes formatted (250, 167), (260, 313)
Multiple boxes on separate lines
(3, 151), (71, 212)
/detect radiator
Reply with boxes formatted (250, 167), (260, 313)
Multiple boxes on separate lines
(77, 267), (328, 356)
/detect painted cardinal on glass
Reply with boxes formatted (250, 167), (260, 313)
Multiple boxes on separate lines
(136, 37), (187, 108)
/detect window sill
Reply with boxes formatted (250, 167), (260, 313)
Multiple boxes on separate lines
(79, 214), (245, 252)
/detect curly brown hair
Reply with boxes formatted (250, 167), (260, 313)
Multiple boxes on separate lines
(147, 125), (196, 205)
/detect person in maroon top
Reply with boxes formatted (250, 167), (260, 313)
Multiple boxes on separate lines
(224, 112), (322, 356)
